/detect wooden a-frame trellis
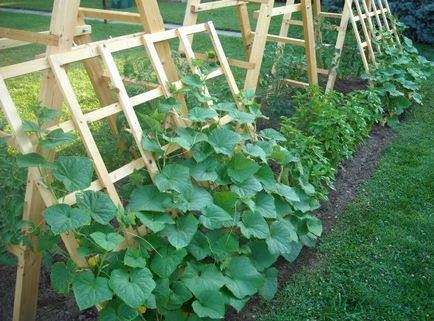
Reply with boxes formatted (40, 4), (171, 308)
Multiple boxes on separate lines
(0, 1), (204, 320)
(0, 10), (249, 321)
(183, 0), (319, 90)
(282, 0), (399, 91)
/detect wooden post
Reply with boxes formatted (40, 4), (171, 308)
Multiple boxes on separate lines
(301, 0), (318, 85)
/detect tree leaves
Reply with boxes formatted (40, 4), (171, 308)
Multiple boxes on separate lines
(109, 268), (156, 308)
(72, 272), (112, 310)
(44, 204), (90, 234)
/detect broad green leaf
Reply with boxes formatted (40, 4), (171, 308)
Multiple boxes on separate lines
(224, 256), (264, 299)
(189, 107), (218, 122)
(238, 211), (270, 239)
(214, 102), (237, 112)
(213, 191), (239, 213)
(160, 214), (198, 249)
(99, 300), (138, 321)
(128, 185), (171, 212)
(243, 143), (267, 163)
(249, 240), (278, 272)
(191, 141), (214, 162)
(281, 241), (303, 262)
(190, 159), (219, 182)
(16, 153), (54, 168)
(142, 135), (163, 154)
(22, 120), (42, 133)
(72, 272), (112, 310)
(223, 291), (249, 313)
(182, 185), (214, 211)
(306, 215), (322, 236)
(76, 191), (116, 225)
(44, 204), (91, 234)
(192, 290), (225, 319)
(155, 164), (192, 194)
(187, 232), (211, 260)
(181, 263), (225, 296)
(150, 247), (187, 278)
(181, 74), (202, 88)
(53, 156), (93, 192)
(168, 282), (193, 310)
(165, 128), (207, 151)
(39, 129), (75, 149)
(227, 153), (260, 183)
(109, 268), (156, 308)
(231, 177), (263, 198)
(208, 128), (243, 156)
(90, 232), (124, 251)
(200, 204), (234, 229)
(275, 184), (301, 203)
(255, 165), (276, 191)
(38, 106), (63, 123)
(124, 247), (147, 269)
(50, 260), (76, 295)
(260, 128), (286, 141)
(255, 192), (277, 218)
(159, 97), (182, 113)
(228, 110), (255, 124)
(259, 267), (278, 301)
(136, 212), (174, 233)
(266, 220), (298, 255)
(208, 230), (240, 262)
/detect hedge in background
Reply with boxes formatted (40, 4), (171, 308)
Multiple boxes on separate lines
(322, 0), (434, 44)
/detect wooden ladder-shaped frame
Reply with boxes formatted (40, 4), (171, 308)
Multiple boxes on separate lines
(258, 0), (318, 88)
(282, 0), (399, 91)
(0, 21), (247, 321)
(183, 0), (318, 90)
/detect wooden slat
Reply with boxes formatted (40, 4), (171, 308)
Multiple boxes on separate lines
(0, 25), (91, 50)
(194, 52), (255, 69)
(283, 78), (309, 88)
(78, 7), (141, 23)
(192, 0), (247, 12)
(319, 11), (342, 19)
(0, 28), (59, 46)
(253, 3), (302, 18)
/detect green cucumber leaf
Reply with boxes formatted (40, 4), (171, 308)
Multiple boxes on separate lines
(76, 191), (116, 225)
(72, 272), (112, 310)
(44, 204), (91, 234)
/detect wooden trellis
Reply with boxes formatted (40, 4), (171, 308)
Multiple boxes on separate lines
(183, 0), (318, 90)
(0, 20), (247, 321)
(281, 0), (399, 90)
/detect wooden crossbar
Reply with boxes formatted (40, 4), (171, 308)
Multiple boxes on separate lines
(0, 28), (60, 46)
(78, 7), (142, 23)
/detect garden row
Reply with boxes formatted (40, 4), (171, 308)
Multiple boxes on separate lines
(0, 17), (432, 321)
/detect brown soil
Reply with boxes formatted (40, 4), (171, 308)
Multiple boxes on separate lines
(0, 77), (393, 321)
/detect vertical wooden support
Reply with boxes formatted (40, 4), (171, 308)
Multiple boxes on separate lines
(301, 0), (318, 85)
(13, 2), (80, 321)
(325, 0), (352, 91)
(236, 3), (253, 59)
(244, 1), (274, 90)
(136, 0), (189, 117)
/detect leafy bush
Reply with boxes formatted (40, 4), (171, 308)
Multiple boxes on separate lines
(282, 87), (382, 167)
(11, 69), (323, 320)
(323, 0), (434, 44)
(363, 33), (432, 126)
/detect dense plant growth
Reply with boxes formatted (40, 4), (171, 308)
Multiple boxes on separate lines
(362, 32), (432, 126)
(9, 66), (324, 320)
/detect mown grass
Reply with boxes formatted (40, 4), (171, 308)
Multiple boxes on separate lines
(0, 0), (291, 34)
(259, 50), (434, 321)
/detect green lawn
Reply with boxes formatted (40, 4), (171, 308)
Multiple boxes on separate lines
(0, 0), (291, 34)
(258, 55), (434, 321)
